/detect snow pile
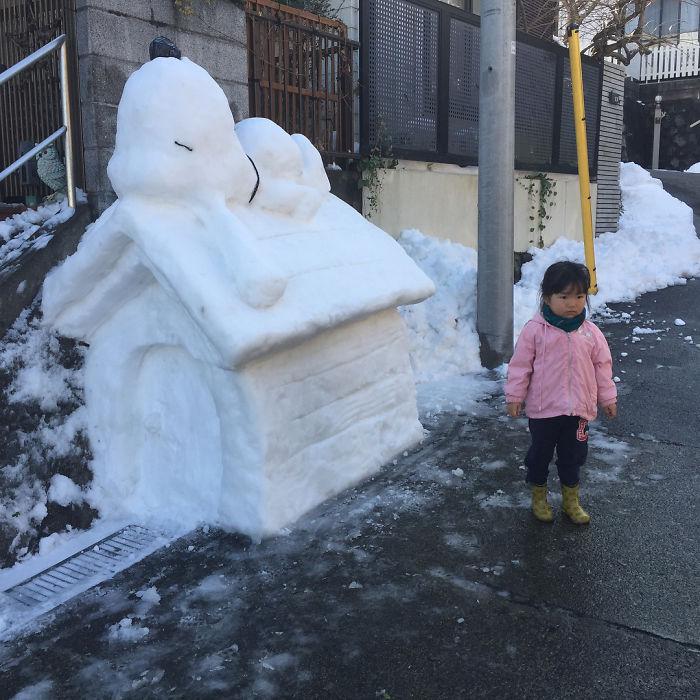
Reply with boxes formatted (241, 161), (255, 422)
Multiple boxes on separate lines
(107, 617), (149, 643)
(0, 306), (89, 565)
(398, 230), (480, 382)
(1, 309), (82, 412)
(40, 57), (431, 538)
(0, 194), (83, 271)
(47, 474), (84, 507)
(514, 163), (700, 329)
(686, 162), (700, 173)
(400, 163), (700, 380)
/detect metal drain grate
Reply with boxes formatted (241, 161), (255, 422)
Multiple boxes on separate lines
(4, 525), (162, 608)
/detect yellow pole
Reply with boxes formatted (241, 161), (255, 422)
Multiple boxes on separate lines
(567, 24), (598, 294)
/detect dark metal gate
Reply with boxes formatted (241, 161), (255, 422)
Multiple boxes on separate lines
(0, 0), (82, 202)
(245, 0), (358, 159)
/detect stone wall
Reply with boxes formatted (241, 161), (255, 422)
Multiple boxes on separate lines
(75, 0), (249, 214)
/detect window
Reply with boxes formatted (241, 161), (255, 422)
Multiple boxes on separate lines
(661, 0), (681, 37)
(679, 0), (700, 38)
(643, 0), (699, 40)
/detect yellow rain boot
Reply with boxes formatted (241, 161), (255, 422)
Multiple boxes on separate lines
(531, 485), (554, 523)
(561, 484), (590, 525)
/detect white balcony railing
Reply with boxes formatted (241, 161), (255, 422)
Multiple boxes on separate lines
(640, 41), (700, 82)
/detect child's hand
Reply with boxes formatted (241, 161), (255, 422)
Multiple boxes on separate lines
(506, 402), (522, 418)
(602, 402), (617, 418)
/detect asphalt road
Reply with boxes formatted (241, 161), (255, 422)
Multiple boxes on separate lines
(1, 281), (699, 699)
(650, 170), (700, 237)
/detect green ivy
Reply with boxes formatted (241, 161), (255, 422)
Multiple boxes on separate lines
(358, 121), (398, 219)
(518, 172), (557, 248)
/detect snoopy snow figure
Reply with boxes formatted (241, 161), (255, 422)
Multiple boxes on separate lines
(42, 56), (434, 536)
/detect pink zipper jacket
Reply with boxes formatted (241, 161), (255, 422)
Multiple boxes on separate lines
(505, 313), (617, 421)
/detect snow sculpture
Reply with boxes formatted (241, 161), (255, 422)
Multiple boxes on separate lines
(42, 57), (434, 536)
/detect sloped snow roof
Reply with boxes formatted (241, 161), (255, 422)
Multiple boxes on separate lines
(42, 59), (434, 368)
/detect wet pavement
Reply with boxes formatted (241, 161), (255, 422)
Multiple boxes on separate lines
(1, 280), (699, 699)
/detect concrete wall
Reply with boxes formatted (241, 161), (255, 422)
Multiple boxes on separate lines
(75, 0), (249, 214)
(364, 160), (597, 253)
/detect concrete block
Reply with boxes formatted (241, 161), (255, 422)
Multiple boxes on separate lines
(78, 8), (160, 64)
(77, 5), (247, 84)
(79, 54), (139, 108)
(75, 0), (245, 35)
(172, 30), (247, 84)
(93, 190), (117, 216)
(83, 147), (114, 201)
(220, 80), (250, 121)
(80, 101), (119, 150)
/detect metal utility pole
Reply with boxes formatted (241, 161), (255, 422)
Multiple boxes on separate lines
(477, 0), (516, 368)
(652, 94), (663, 170)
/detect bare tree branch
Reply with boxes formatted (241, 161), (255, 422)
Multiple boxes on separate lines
(519, 0), (670, 66)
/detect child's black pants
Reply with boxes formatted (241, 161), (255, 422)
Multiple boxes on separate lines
(525, 415), (589, 487)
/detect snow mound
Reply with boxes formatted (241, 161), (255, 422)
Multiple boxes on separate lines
(0, 305), (91, 568)
(515, 162), (700, 333)
(399, 162), (700, 380)
(398, 230), (481, 382)
(0, 193), (86, 271)
(685, 162), (700, 173)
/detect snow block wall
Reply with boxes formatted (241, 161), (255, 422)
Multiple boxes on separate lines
(41, 57), (434, 537)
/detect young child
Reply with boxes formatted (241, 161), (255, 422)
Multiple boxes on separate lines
(505, 261), (617, 524)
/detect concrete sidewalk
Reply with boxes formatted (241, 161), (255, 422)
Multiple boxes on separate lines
(1, 280), (699, 699)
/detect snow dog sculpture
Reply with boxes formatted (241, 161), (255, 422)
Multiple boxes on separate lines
(42, 57), (435, 536)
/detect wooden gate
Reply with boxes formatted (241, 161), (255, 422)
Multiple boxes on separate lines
(0, 0), (82, 202)
(245, 0), (357, 158)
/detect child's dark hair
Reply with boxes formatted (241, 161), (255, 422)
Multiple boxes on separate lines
(540, 261), (591, 309)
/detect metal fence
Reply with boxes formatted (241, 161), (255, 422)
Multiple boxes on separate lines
(0, 0), (81, 202)
(361, 0), (603, 174)
(245, 0), (358, 159)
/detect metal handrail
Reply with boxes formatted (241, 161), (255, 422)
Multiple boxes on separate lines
(0, 34), (76, 209)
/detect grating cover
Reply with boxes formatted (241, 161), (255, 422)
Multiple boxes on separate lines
(4, 525), (162, 608)
(367, 0), (439, 152)
(448, 18), (480, 158)
(515, 43), (557, 165)
(559, 59), (601, 168)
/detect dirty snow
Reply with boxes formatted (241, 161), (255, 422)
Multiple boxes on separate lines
(0, 193), (85, 271)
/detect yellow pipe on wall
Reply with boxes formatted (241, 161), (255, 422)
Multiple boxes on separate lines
(567, 24), (598, 294)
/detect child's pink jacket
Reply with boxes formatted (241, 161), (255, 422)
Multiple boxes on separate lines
(505, 313), (617, 421)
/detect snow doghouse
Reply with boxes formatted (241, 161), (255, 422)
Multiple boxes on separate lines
(42, 58), (434, 536)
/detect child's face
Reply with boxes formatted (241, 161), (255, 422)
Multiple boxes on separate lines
(545, 285), (587, 318)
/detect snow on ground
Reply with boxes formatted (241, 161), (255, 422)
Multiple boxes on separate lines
(0, 305), (88, 565)
(686, 162), (700, 173)
(0, 160), (695, 636)
(400, 163), (700, 383)
(399, 232), (480, 382)
(0, 193), (85, 272)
